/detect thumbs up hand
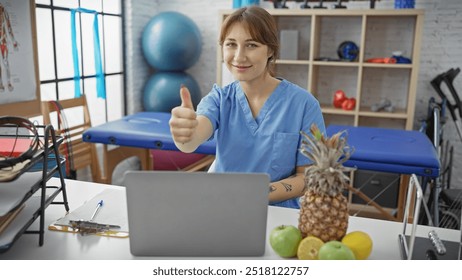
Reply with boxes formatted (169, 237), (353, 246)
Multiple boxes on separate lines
(169, 85), (199, 144)
(180, 84), (194, 110)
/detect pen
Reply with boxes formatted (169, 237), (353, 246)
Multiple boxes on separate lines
(89, 200), (103, 221)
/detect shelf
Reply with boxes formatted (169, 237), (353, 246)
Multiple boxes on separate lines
(217, 9), (424, 130)
(322, 107), (356, 115)
(233, 8), (424, 17)
(362, 62), (413, 69)
(0, 196), (43, 252)
(358, 107), (408, 119)
(313, 61), (360, 67)
(0, 189), (62, 253)
(0, 124), (69, 253)
(276, 59), (310, 65)
(0, 172), (43, 217)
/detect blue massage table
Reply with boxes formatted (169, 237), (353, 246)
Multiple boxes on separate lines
(82, 112), (216, 183)
(327, 125), (440, 221)
(83, 112), (216, 154)
(327, 125), (440, 178)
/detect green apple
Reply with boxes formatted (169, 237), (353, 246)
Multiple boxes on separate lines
(318, 241), (356, 260)
(269, 225), (302, 258)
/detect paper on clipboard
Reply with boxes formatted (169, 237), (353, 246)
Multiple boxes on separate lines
(48, 188), (129, 238)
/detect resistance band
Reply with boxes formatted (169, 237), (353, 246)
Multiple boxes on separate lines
(70, 8), (106, 99)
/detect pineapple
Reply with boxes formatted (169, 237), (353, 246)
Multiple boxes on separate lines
(298, 124), (355, 242)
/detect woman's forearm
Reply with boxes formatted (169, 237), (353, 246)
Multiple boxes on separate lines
(268, 166), (307, 202)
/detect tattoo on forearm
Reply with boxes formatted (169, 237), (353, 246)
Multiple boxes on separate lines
(269, 184), (276, 193)
(282, 182), (293, 192)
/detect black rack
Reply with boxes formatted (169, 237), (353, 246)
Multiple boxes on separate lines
(0, 124), (69, 253)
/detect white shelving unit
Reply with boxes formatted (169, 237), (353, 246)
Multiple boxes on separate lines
(217, 8), (424, 130)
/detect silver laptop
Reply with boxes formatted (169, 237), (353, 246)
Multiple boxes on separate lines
(123, 171), (270, 257)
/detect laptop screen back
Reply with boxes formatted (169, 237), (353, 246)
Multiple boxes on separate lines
(124, 171), (270, 257)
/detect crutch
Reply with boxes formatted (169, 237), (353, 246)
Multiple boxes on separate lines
(442, 67), (462, 142)
(431, 68), (462, 141)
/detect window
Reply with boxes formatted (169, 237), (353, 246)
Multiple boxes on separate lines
(35, 0), (124, 126)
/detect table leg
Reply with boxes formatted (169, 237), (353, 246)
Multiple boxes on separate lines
(397, 175), (411, 221)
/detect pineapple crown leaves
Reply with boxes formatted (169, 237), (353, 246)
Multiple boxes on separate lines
(300, 124), (354, 167)
(299, 124), (356, 195)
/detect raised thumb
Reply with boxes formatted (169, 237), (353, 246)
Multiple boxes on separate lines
(180, 85), (194, 109)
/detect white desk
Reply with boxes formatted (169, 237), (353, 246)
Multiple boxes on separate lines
(0, 178), (459, 260)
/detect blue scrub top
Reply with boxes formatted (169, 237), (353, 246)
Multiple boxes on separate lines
(196, 79), (326, 208)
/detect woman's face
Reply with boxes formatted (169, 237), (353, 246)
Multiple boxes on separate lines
(222, 22), (272, 83)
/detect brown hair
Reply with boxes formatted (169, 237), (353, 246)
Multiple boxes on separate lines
(219, 6), (279, 76)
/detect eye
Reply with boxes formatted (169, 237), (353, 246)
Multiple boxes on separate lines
(247, 43), (258, 48)
(224, 41), (237, 48)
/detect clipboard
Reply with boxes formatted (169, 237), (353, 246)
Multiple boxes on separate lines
(48, 188), (129, 238)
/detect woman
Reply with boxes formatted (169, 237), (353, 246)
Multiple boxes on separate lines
(169, 6), (325, 208)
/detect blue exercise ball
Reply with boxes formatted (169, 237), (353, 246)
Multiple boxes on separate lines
(142, 11), (202, 71)
(143, 72), (202, 112)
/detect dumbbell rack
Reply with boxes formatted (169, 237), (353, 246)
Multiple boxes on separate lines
(0, 124), (69, 253)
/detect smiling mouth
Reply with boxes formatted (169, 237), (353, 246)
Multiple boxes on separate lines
(233, 65), (252, 69)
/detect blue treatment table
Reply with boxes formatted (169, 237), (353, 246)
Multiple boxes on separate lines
(327, 125), (440, 221)
(82, 112), (216, 183)
(327, 125), (440, 178)
(83, 112), (216, 154)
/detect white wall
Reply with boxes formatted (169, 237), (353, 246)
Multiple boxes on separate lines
(125, 0), (462, 188)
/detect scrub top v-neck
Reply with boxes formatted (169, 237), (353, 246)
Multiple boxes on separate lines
(196, 79), (325, 208)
